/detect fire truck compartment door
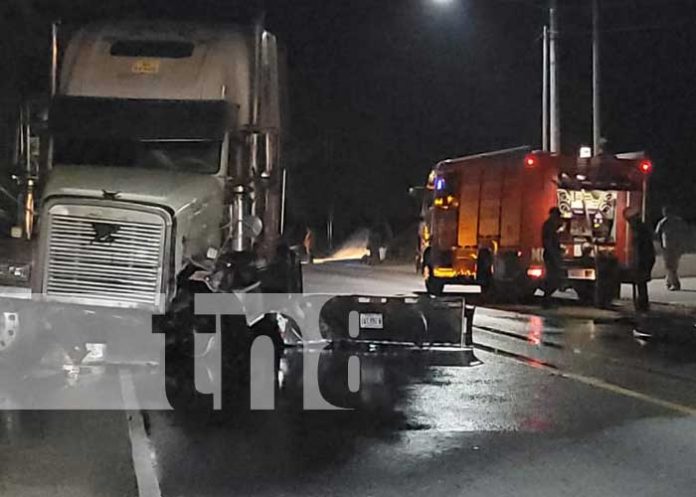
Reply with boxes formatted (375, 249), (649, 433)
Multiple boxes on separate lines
(457, 165), (482, 248)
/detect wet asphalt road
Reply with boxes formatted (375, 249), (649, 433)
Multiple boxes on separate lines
(3, 261), (696, 496)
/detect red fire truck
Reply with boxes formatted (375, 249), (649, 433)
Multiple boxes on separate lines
(416, 146), (653, 306)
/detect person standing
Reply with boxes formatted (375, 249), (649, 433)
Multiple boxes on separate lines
(655, 206), (687, 291)
(303, 226), (314, 264)
(542, 207), (564, 306)
(625, 208), (656, 312)
(367, 224), (383, 265)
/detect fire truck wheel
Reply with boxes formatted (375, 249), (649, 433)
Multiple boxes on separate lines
(424, 266), (445, 296)
(518, 285), (539, 304)
(574, 280), (616, 308)
(476, 249), (494, 294)
(573, 282), (596, 306)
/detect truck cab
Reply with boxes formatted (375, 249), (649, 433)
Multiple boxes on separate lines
(0, 21), (300, 365)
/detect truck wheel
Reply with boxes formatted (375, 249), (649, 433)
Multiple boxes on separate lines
(424, 265), (444, 296)
(595, 257), (620, 309)
(574, 282), (596, 306)
(476, 249), (494, 295)
(264, 245), (303, 293)
(162, 284), (252, 411)
(517, 282), (539, 304)
(250, 314), (284, 361)
(595, 277), (619, 309)
(291, 252), (303, 293)
(574, 279), (616, 308)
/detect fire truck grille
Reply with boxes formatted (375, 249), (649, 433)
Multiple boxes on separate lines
(45, 213), (165, 307)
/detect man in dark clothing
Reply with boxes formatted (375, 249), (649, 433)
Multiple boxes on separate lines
(303, 227), (314, 264)
(542, 207), (564, 305)
(625, 208), (656, 312)
(367, 225), (383, 265)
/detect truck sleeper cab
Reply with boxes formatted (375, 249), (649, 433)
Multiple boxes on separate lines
(0, 21), (300, 367)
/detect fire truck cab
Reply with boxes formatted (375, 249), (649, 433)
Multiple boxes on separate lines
(417, 146), (652, 307)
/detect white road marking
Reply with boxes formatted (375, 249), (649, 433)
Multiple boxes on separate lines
(119, 369), (163, 497)
(476, 348), (696, 416)
(554, 368), (696, 416)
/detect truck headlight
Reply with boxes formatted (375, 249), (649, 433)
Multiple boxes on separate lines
(0, 262), (31, 283)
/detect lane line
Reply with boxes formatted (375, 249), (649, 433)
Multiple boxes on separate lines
(478, 324), (696, 386)
(474, 344), (696, 416)
(119, 369), (163, 497)
(475, 325), (564, 349)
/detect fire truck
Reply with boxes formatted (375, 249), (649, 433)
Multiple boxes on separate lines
(417, 146), (653, 306)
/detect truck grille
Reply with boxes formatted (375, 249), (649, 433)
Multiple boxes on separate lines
(45, 210), (166, 307)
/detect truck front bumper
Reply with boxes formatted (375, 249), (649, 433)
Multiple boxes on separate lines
(0, 290), (164, 365)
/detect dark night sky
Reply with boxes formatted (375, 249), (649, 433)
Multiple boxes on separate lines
(2, 0), (696, 236)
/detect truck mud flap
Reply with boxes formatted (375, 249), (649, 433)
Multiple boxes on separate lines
(318, 295), (469, 347)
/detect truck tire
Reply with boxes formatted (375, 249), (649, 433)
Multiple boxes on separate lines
(476, 248), (494, 295)
(574, 278), (618, 308)
(263, 245), (303, 293)
(290, 252), (303, 293)
(574, 282), (596, 305)
(161, 284), (252, 411)
(595, 256), (620, 309)
(424, 265), (444, 296)
(517, 281), (539, 303)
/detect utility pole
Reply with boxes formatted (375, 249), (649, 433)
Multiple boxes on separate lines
(549, 0), (561, 153)
(542, 25), (549, 152)
(592, 0), (601, 154)
(51, 21), (59, 97)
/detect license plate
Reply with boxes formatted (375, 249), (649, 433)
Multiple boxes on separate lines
(131, 59), (160, 74)
(83, 343), (106, 363)
(567, 268), (596, 281)
(359, 313), (383, 330)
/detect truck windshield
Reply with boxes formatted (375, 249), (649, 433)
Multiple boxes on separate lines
(54, 137), (221, 174)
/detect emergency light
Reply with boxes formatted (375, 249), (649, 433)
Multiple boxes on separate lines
(524, 154), (538, 168)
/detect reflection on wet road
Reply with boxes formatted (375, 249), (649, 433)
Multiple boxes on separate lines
(147, 344), (688, 497)
(2, 261), (696, 496)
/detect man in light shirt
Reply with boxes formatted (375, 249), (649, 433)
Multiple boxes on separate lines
(655, 206), (688, 291)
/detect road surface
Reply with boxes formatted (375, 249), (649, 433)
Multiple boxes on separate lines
(2, 261), (696, 496)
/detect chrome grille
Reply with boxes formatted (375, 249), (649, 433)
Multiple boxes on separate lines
(45, 210), (165, 307)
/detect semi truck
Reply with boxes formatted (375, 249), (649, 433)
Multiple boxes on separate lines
(0, 20), (303, 366)
(0, 21), (470, 377)
(417, 146), (653, 306)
